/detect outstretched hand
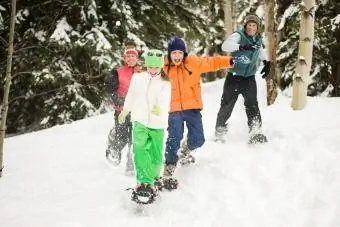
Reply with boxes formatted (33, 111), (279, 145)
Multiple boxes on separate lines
(261, 60), (271, 78)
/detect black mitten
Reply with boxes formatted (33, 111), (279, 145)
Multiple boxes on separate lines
(239, 44), (258, 51)
(261, 60), (271, 78)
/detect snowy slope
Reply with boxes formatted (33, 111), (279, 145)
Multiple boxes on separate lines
(1, 77), (340, 227)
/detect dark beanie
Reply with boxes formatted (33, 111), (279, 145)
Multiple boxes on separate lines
(167, 36), (187, 54)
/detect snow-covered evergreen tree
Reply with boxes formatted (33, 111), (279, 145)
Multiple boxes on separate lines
(277, 0), (340, 97)
(0, 0), (222, 133)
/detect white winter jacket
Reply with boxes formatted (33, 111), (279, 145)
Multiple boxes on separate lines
(123, 71), (171, 129)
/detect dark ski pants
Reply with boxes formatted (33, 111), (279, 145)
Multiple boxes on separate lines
(165, 109), (205, 164)
(108, 110), (132, 152)
(215, 74), (262, 132)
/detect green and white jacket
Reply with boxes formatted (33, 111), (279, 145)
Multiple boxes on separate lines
(123, 71), (171, 129)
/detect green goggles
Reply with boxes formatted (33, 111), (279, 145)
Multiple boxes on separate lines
(147, 51), (164, 58)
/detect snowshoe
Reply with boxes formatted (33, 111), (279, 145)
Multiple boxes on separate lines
(131, 184), (157, 204)
(162, 177), (178, 191)
(105, 145), (121, 166)
(248, 133), (268, 145)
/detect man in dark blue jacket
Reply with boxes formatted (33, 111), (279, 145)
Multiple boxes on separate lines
(214, 14), (271, 144)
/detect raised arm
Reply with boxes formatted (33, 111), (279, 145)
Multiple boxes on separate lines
(221, 33), (241, 52)
(193, 55), (234, 74)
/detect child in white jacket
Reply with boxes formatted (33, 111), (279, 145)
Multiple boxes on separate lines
(118, 49), (170, 204)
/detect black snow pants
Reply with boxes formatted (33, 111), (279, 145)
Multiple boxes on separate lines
(215, 73), (262, 132)
(108, 110), (132, 152)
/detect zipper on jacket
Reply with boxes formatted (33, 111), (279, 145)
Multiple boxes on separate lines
(177, 66), (184, 110)
(240, 32), (261, 76)
(146, 75), (152, 125)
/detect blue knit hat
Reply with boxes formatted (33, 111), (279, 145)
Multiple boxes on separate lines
(167, 36), (187, 54)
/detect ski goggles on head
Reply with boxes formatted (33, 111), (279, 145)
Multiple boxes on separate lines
(147, 51), (164, 58)
(145, 49), (165, 68)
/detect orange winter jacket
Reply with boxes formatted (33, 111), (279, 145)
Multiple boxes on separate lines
(164, 55), (234, 112)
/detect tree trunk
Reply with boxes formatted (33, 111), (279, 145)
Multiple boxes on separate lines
(264, 0), (278, 105)
(291, 0), (316, 110)
(0, 0), (17, 178)
(223, 0), (233, 37)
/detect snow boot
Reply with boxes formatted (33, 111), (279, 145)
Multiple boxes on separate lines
(178, 142), (195, 166)
(214, 125), (228, 143)
(131, 184), (157, 204)
(162, 164), (178, 191)
(248, 133), (268, 145)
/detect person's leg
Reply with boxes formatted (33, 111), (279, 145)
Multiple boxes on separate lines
(106, 111), (130, 164)
(183, 109), (205, 151)
(112, 111), (131, 151)
(214, 76), (240, 142)
(133, 122), (154, 185)
(163, 112), (184, 181)
(132, 124), (158, 204)
(240, 76), (262, 134)
(149, 128), (165, 181)
(125, 120), (134, 173)
(240, 76), (267, 144)
(164, 112), (184, 165)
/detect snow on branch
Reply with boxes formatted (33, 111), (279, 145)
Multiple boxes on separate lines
(331, 14), (340, 30)
(278, 5), (299, 31)
(50, 17), (72, 44)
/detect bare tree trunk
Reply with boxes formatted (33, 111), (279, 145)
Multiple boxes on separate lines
(264, 0), (278, 105)
(291, 0), (316, 110)
(0, 0), (17, 178)
(223, 0), (233, 37)
(232, 1), (237, 31)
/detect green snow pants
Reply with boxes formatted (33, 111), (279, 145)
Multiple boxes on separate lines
(133, 121), (164, 186)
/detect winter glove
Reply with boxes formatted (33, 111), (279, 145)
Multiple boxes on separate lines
(239, 44), (259, 52)
(231, 56), (251, 65)
(118, 110), (129, 124)
(231, 56), (241, 64)
(151, 104), (161, 116)
(260, 60), (271, 78)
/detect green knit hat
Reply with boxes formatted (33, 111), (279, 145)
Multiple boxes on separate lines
(144, 49), (164, 68)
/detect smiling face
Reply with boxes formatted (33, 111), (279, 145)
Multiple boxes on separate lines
(124, 53), (138, 67)
(245, 22), (258, 37)
(147, 67), (161, 77)
(170, 50), (184, 66)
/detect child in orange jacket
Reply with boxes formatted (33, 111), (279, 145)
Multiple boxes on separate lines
(162, 35), (236, 190)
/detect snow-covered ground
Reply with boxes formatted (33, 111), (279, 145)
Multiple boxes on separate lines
(1, 77), (340, 227)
